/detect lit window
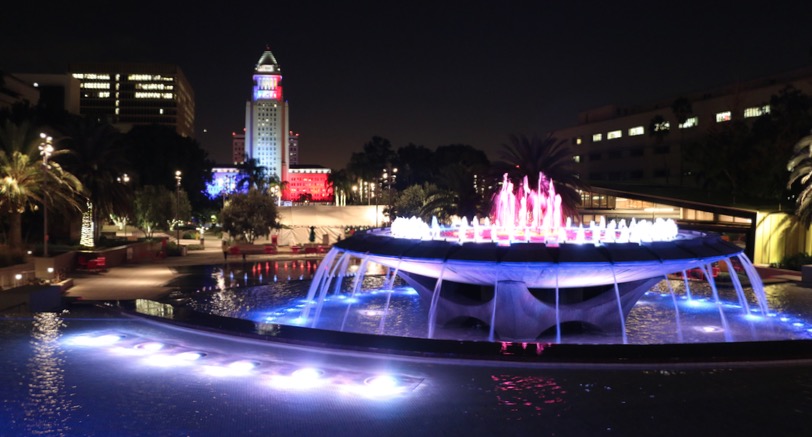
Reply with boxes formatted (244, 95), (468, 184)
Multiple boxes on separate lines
(744, 105), (770, 118)
(654, 121), (670, 132)
(628, 126), (644, 136)
(679, 117), (698, 129)
(81, 82), (110, 89)
(573, 155), (581, 163)
(576, 137), (582, 145)
(607, 130), (622, 140)
(592, 133), (602, 142)
(716, 111), (731, 122)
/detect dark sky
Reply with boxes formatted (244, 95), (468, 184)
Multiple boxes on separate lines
(2, 1), (810, 168)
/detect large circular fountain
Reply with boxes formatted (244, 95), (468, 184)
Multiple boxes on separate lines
(301, 173), (768, 342)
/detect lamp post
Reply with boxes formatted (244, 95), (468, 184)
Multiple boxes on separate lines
(38, 133), (53, 257)
(381, 166), (397, 225)
(175, 170), (182, 244)
(117, 173), (130, 239)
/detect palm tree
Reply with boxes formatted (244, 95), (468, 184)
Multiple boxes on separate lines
(235, 158), (269, 191)
(0, 118), (83, 251)
(493, 133), (587, 218)
(56, 116), (132, 243)
(787, 131), (812, 225)
(327, 168), (353, 205)
(671, 97), (693, 185)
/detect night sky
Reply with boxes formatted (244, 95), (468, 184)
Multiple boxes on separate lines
(2, 1), (810, 168)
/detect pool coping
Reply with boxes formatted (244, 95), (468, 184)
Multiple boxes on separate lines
(99, 299), (812, 367)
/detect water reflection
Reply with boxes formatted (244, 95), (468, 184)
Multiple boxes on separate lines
(491, 374), (567, 419)
(25, 312), (78, 436)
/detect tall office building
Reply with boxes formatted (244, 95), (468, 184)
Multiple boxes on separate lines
(232, 131), (246, 164)
(68, 62), (195, 137)
(288, 131), (300, 166)
(244, 48), (289, 180)
(552, 66), (812, 188)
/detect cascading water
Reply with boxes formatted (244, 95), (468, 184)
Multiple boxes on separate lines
(295, 172), (777, 344)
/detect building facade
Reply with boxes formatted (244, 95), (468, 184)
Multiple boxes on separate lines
(231, 131), (245, 164)
(553, 66), (812, 188)
(282, 165), (332, 203)
(244, 48), (289, 181)
(288, 130), (300, 166)
(68, 62), (194, 137)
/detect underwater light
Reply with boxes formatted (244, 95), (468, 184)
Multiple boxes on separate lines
(68, 333), (124, 346)
(694, 326), (724, 334)
(177, 351), (205, 361)
(346, 375), (405, 399)
(268, 367), (325, 389)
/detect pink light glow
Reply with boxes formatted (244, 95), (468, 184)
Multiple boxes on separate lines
(492, 173), (563, 232)
(390, 172), (679, 244)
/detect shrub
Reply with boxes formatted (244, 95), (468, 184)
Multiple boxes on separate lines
(779, 252), (812, 271)
(0, 246), (25, 267)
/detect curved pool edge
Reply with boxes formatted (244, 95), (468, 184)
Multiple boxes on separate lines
(90, 299), (812, 368)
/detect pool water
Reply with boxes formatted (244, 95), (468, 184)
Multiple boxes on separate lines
(181, 263), (812, 344)
(1, 307), (811, 436)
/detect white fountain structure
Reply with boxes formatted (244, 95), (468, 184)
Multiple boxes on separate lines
(302, 173), (767, 342)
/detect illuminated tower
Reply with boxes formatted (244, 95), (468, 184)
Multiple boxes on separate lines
(245, 47), (289, 180)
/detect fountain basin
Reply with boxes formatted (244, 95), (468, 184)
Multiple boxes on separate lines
(321, 230), (755, 339)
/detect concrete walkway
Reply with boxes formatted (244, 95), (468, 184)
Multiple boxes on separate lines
(63, 237), (808, 303)
(64, 241), (322, 301)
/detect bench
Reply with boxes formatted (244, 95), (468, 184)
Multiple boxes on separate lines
(224, 244), (278, 261)
(77, 255), (108, 273)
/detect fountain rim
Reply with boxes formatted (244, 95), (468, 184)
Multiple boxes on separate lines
(333, 229), (744, 264)
(110, 299), (812, 368)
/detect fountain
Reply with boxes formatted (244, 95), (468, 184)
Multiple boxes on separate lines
(299, 173), (768, 343)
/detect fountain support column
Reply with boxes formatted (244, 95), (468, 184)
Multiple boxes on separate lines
(400, 272), (661, 340)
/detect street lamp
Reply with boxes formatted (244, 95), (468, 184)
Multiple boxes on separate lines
(175, 170), (182, 243)
(38, 133), (53, 257)
(381, 166), (397, 225)
(117, 173), (130, 238)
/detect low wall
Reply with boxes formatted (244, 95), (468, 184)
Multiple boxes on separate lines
(0, 262), (35, 291)
(0, 284), (62, 312)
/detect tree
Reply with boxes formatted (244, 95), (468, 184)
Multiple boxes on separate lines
(648, 114), (671, 144)
(56, 115), (133, 243)
(492, 134), (587, 219)
(393, 184), (431, 219)
(125, 125), (213, 212)
(671, 97), (693, 185)
(134, 185), (177, 238)
(648, 114), (672, 184)
(235, 158), (270, 192)
(787, 131), (812, 225)
(395, 143), (435, 188)
(327, 168), (353, 205)
(347, 136), (396, 182)
(220, 189), (279, 243)
(0, 116), (83, 251)
(426, 162), (484, 221)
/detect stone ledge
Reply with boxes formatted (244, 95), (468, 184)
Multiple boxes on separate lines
(0, 285), (63, 312)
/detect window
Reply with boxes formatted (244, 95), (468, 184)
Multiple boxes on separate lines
(607, 130), (622, 140)
(654, 145), (670, 154)
(628, 126), (644, 136)
(576, 137), (582, 145)
(608, 150), (622, 159)
(679, 117), (698, 129)
(716, 111), (731, 122)
(630, 148), (644, 157)
(573, 155), (581, 163)
(744, 105), (770, 118)
(654, 121), (670, 132)
(588, 152), (601, 161)
(592, 133), (602, 142)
